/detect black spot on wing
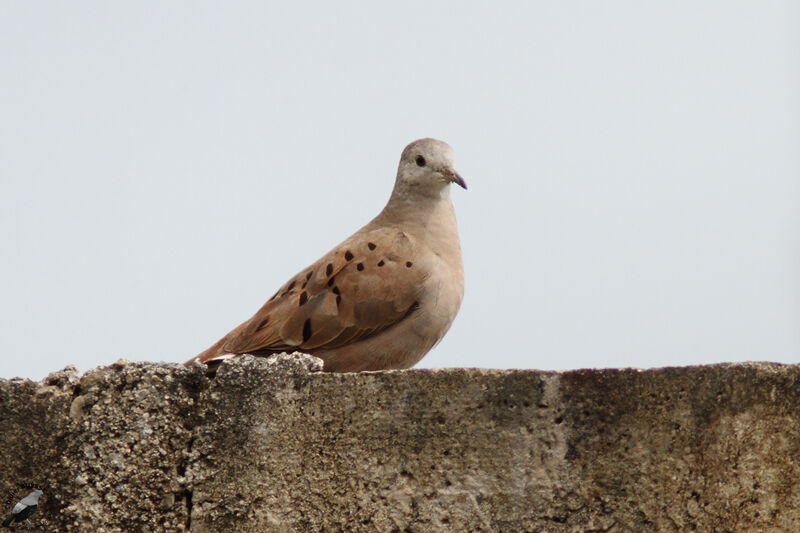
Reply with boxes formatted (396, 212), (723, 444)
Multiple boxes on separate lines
(332, 286), (341, 307)
(404, 301), (420, 318)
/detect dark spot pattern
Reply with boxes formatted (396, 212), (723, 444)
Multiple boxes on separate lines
(305, 271), (313, 281)
(326, 263), (333, 276)
(287, 280), (296, 291)
(332, 286), (341, 307)
(357, 263), (364, 271)
(406, 261), (413, 268)
(327, 276), (336, 287)
(368, 242), (376, 250)
(303, 319), (312, 342)
(299, 292), (308, 306)
(256, 317), (270, 331)
(377, 260), (385, 267)
(345, 250), (354, 261)
(404, 301), (420, 318)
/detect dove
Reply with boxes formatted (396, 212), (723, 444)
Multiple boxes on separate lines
(185, 138), (466, 372)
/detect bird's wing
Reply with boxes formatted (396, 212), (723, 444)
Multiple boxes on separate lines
(10, 502), (26, 515)
(216, 228), (428, 357)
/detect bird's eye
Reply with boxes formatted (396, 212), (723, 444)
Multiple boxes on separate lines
(415, 155), (426, 167)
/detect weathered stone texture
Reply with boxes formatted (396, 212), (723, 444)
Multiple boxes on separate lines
(1, 355), (799, 531)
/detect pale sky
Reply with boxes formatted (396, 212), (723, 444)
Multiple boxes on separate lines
(1, 2), (798, 380)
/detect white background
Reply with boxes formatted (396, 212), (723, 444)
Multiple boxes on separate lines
(1, 2), (798, 380)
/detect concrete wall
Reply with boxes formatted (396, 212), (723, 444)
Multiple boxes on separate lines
(1, 354), (799, 531)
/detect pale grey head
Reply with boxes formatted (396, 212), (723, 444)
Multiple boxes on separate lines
(25, 490), (43, 504)
(394, 138), (466, 198)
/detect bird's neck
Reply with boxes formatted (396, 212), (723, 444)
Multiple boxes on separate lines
(377, 187), (462, 264)
(381, 184), (451, 225)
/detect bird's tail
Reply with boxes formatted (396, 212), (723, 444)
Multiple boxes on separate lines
(183, 335), (234, 368)
(2, 516), (13, 526)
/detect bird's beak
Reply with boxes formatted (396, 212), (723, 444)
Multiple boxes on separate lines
(444, 168), (467, 190)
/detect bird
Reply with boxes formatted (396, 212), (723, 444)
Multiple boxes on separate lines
(185, 138), (466, 373)
(2, 489), (42, 528)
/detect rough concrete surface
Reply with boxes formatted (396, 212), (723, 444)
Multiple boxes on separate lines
(1, 354), (800, 531)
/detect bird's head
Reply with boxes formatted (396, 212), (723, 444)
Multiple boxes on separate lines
(395, 138), (466, 197)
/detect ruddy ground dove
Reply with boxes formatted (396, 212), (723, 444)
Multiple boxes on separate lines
(184, 138), (466, 372)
